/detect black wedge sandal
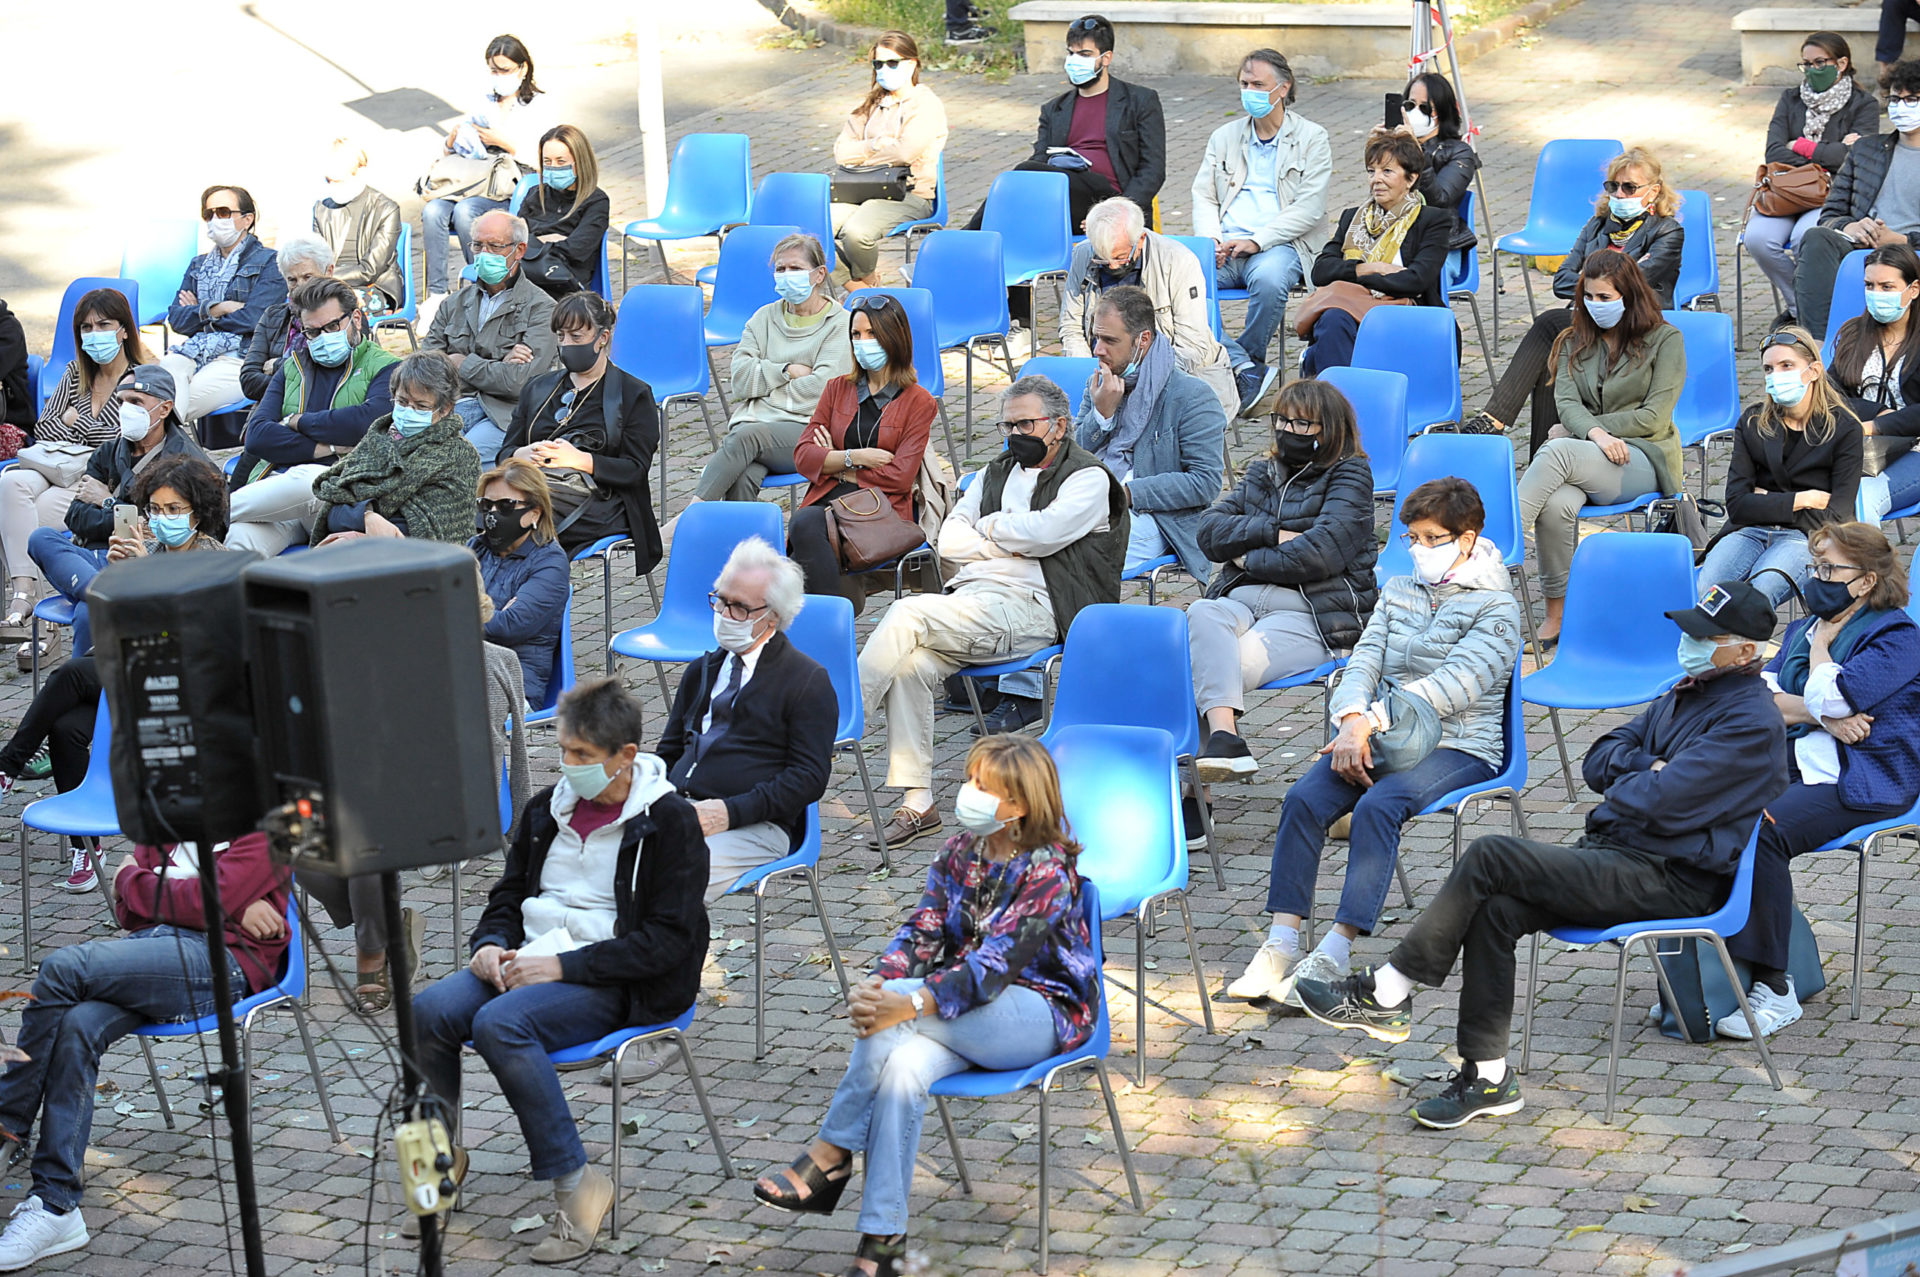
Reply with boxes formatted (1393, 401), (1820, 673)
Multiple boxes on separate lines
(841, 1232), (907, 1277)
(751, 1148), (853, 1215)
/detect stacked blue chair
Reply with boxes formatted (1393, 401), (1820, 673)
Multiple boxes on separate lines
(697, 172), (834, 284)
(18, 699), (118, 971)
(618, 133), (752, 288)
(927, 879), (1142, 1272)
(1491, 138), (1623, 333)
(719, 803), (850, 1059)
(1351, 305), (1462, 433)
(1317, 365), (1409, 495)
(373, 221), (421, 349)
(911, 230), (1015, 460)
(1667, 310), (1742, 498)
(785, 593), (892, 865)
(610, 284), (720, 519)
(41, 278), (139, 408)
(701, 223), (801, 416)
(1820, 249), (1871, 367)
(1673, 190), (1721, 311)
(1446, 188), (1495, 375)
(120, 219), (199, 334)
(884, 155), (949, 263)
(850, 287), (960, 465)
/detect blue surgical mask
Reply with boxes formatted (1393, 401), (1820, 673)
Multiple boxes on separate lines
(543, 165), (575, 190)
(875, 62), (914, 94)
(561, 757), (624, 802)
(1866, 289), (1912, 323)
(1064, 53), (1101, 86)
(79, 332), (121, 363)
(1892, 101), (1920, 132)
(774, 269), (816, 306)
(149, 512), (194, 547)
(474, 252), (511, 285)
(1241, 87), (1275, 119)
(1583, 296), (1626, 330)
(852, 338), (889, 371)
(1766, 369), (1809, 407)
(392, 405), (435, 437)
(1608, 195), (1646, 221)
(307, 329), (352, 367)
(1677, 633), (1730, 678)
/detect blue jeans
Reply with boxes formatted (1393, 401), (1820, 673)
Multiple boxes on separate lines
(819, 978), (1058, 1235)
(454, 396), (505, 463)
(412, 969), (630, 1180)
(1215, 243), (1304, 369)
(0, 928), (245, 1212)
(1881, 449), (1920, 519)
(1267, 748), (1497, 932)
(1696, 525), (1811, 607)
(28, 529), (107, 607)
(422, 195), (508, 295)
(1300, 309), (1360, 378)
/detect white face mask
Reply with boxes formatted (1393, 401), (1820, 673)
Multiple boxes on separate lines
(1408, 539), (1461, 585)
(954, 781), (1007, 836)
(206, 217), (241, 249)
(1404, 105), (1434, 136)
(117, 402), (153, 442)
(492, 72), (523, 100)
(1894, 101), (1920, 132)
(712, 611), (761, 654)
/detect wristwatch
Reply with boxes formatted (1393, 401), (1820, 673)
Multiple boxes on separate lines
(909, 990), (925, 1019)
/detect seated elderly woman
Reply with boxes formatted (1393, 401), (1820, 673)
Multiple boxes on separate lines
(1299, 130), (1454, 377)
(752, 733), (1097, 1277)
(1226, 477), (1521, 1006)
(309, 351), (482, 547)
(470, 459), (569, 708)
(313, 138), (403, 314)
(413, 676), (708, 1263)
(1720, 522), (1920, 1039)
(240, 235), (336, 403)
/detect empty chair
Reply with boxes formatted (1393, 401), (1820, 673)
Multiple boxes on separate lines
(697, 173), (835, 285)
(911, 230), (1015, 458)
(1673, 189), (1720, 310)
(610, 284), (720, 519)
(1351, 305), (1462, 433)
(701, 223), (802, 415)
(1447, 187), (1495, 373)
(1666, 310), (1741, 497)
(1316, 365), (1408, 494)
(978, 169), (1074, 319)
(120, 220), (199, 331)
(1491, 138), (1624, 330)
(618, 132), (752, 287)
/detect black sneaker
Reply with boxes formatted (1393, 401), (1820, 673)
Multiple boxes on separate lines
(1195, 730), (1257, 783)
(1182, 794), (1210, 852)
(1412, 1066), (1525, 1129)
(944, 21), (995, 44)
(970, 694), (1042, 736)
(1296, 967), (1412, 1044)
(939, 673), (996, 716)
(1459, 411), (1505, 436)
(1235, 363), (1278, 418)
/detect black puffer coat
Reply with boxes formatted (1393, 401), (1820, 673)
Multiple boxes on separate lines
(1196, 452), (1378, 650)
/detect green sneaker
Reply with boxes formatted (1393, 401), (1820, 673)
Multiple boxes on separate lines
(20, 748), (50, 781)
(1412, 1067), (1525, 1129)
(1296, 967), (1412, 1044)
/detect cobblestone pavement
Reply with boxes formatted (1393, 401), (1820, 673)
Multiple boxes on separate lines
(6, 1), (1918, 1274)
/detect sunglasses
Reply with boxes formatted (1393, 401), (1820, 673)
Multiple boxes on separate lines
(477, 498), (533, 516)
(202, 205), (244, 221)
(872, 57), (907, 70)
(1761, 331), (1812, 353)
(1601, 180), (1648, 196)
(847, 294), (899, 315)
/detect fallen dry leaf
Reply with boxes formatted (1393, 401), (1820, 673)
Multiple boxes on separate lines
(1623, 1194), (1658, 1213)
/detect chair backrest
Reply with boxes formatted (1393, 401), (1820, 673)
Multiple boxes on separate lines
(1446, 188), (1479, 294)
(851, 287), (945, 397)
(1040, 604), (1200, 757)
(1051, 723), (1181, 930)
(46, 277), (140, 407)
(659, 501), (785, 626)
(1168, 234), (1225, 340)
(277, 895), (307, 998)
(535, 588), (576, 715)
(1016, 356), (1101, 417)
(1663, 310), (1740, 445)
(658, 133), (754, 235)
(783, 592), (861, 744)
(1514, 139), (1627, 247)
(749, 173), (835, 270)
(1822, 249), (1871, 366)
(886, 155), (949, 236)
(1552, 531), (1695, 696)
(508, 173), (541, 216)
(912, 230), (1012, 349)
(1672, 190), (1719, 307)
(1375, 432), (1525, 578)
(980, 170), (1073, 284)
(705, 223), (801, 345)
(611, 284), (710, 398)
(26, 354), (43, 416)
(1315, 365), (1409, 493)
(1351, 305), (1462, 431)
(393, 221), (418, 320)
(120, 220), (199, 328)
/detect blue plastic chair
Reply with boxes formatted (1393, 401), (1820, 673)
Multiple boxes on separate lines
(25, 355), (43, 416)
(912, 230), (1015, 459)
(29, 593), (77, 694)
(927, 879), (1143, 1272)
(697, 173), (834, 285)
(523, 587), (576, 725)
(1169, 234), (1226, 341)
(1015, 355), (1100, 418)
(19, 697), (118, 970)
(1673, 190), (1720, 311)
(610, 283), (720, 518)
(850, 287), (959, 465)
(979, 169), (1073, 341)
(1036, 604), (1224, 890)
(884, 155), (949, 263)
(372, 220), (420, 349)
(41, 277), (140, 408)
(618, 132), (752, 287)
(506, 173), (541, 216)
(1120, 553), (1186, 605)
(1492, 138), (1623, 329)
(1052, 724), (1216, 1083)
(1256, 655), (1349, 744)
(1446, 188), (1495, 374)
(1667, 310), (1741, 497)
(720, 803), (851, 1058)
(701, 223), (801, 415)
(571, 534), (659, 675)
(1415, 671), (1530, 863)
(1519, 821), (1783, 1122)
(1316, 365), (1409, 495)
(1351, 305), (1461, 433)
(1821, 249), (1871, 367)
(135, 896), (339, 1142)
(1521, 531), (1696, 800)
(120, 219), (199, 331)
(785, 593), (891, 865)
(609, 501), (782, 699)
(1808, 798), (1920, 1021)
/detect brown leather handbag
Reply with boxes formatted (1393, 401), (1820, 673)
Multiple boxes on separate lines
(1291, 280), (1410, 339)
(825, 485), (925, 572)
(1747, 161), (1830, 219)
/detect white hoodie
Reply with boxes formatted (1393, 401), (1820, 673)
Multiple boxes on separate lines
(520, 754), (675, 947)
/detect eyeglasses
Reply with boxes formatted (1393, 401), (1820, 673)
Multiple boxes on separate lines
(1273, 416), (1322, 435)
(846, 294), (899, 315)
(1601, 180), (1648, 196)
(144, 502), (193, 518)
(1797, 57), (1836, 70)
(996, 415), (1054, 436)
(872, 57), (906, 70)
(470, 240), (516, 255)
(478, 498), (533, 516)
(298, 312), (356, 337)
(202, 205), (243, 221)
(1893, 93), (1920, 105)
(708, 591), (771, 621)
(1399, 531), (1457, 549)
(1810, 561), (1866, 582)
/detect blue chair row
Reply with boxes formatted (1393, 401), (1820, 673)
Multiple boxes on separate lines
(695, 172), (836, 286)
(609, 283), (720, 520)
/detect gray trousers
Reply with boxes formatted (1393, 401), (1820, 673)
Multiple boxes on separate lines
(1187, 585), (1332, 715)
(694, 419), (807, 503)
(833, 195), (935, 279)
(1793, 224), (1862, 341)
(1517, 436), (1659, 598)
(703, 820), (793, 905)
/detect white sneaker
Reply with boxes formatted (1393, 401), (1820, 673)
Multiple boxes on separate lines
(1224, 941), (1298, 1002)
(1286, 948), (1350, 1008)
(1715, 976), (1801, 1040)
(0, 1196), (88, 1271)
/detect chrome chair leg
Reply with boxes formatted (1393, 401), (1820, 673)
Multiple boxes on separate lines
(1092, 1058), (1144, 1211)
(139, 1037), (176, 1130)
(1037, 1081), (1053, 1273)
(670, 1029), (736, 1179)
(753, 885), (769, 1060)
(290, 1000), (341, 1143)
(1172, 891), (1216, 1036)
(1601, 941), (1632, 1124)
(849, 745), (890, 872)
(1519, 931), (1540, 1074)
(935, 1096), (972, 1193)
(1183, 754), (1226, 891)
(1133, 914), (1148, 1085)
(1707, 934), (1783, 1092)
(1854, 838), (1871, 1020)
(1546, 706), (1579, 802)
(805, 868), (850, 1002)
(18, 824), (31, 974)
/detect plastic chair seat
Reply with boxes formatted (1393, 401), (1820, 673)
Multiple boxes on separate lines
(956, 644), (1064, 682)
(1257, 655), (1348, 692)
(1579, 491), (1663, 521)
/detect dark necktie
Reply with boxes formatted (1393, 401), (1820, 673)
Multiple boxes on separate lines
(693, 657), (745, 763)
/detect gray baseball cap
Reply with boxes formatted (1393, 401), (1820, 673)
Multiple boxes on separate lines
(120, 364), (177, 403)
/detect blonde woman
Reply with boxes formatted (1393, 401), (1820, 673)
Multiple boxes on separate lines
(469, 458), (569, 707)
(1462, 147), (1684, 453)
(313, 137), (403, 313)
(521, 124), (610, 299)
(831, 31), (949, 290)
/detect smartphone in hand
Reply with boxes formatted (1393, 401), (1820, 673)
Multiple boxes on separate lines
(113, 503), (139, 542)
(1385, 92), (1403, 129)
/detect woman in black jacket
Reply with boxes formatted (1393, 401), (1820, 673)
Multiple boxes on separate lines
(499, 292), (663, 574)
(1825, 244), (1920, 522)
(1190, 378), (1377, 782)
(1300, 131), (1454, 377)
(413, 676), (707, 1264)
(1462, 146), (1686, 452)
(521, 125), (611, 300)
(1745, 32), (1879, 327)
(1403, 71), (1481, 251)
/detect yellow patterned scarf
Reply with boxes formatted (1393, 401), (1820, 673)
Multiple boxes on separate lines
(1343, 191), (1426, 265)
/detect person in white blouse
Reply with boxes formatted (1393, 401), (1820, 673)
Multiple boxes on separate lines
(856, 375), (1129, 850)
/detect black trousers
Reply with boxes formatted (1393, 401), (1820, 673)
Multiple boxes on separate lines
(1388, 833), (1726, 1061)
(0, 656), (98, 793)
(1482, 305), (1573, 455)
(788, 502), (870, 613)
(1727, 780), (1908, 973)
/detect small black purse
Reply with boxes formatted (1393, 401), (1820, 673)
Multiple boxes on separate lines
(830, 164), (912, 204)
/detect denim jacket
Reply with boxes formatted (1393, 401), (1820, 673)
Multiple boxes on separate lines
(165, 235), (288, 352)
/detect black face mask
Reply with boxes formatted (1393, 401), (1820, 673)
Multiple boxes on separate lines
(1005, 432), (1049, 468)
(558, 341), (600, 374)
(1803, 574), (1861, 620)
(477, 507), (531, 554)
(1274, 432), (1318, 469)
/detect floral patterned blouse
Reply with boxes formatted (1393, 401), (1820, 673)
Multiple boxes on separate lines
(874, 836), (1098, 1051)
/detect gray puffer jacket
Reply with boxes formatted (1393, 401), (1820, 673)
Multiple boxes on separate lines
(1327, 538), (1522, 766)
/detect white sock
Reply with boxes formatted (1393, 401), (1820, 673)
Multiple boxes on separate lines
(1266, 921), (1300, 954)
(902, 788), (933, 814)
(1317, 931), (1352, 970)
(1474, 1057), (1508, 1085)
(553, 1167), (585, 1202)
(1369, 962), (1413, 1007)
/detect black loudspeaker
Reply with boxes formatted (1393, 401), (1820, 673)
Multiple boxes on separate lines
(90, 549), (269, 846)
(244, 540), (501, 878)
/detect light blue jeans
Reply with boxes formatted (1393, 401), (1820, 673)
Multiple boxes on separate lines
(455, 396), (505, 464)
(1002, 514), (1166, 702)
(1215, 242), (1305, 369)
(1696, 525), (1811, 606)
(818, 978), (1058, 1235)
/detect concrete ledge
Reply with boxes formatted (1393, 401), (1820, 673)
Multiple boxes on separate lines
(1010, 2), (1421, 77)
(1733, 6), (1913, 84)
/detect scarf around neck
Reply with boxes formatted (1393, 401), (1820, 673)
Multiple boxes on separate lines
(1800, 77), (1854, 144)
(1343, 190), (1425, 265)
(1778, 605), (1889, 704)
(1096, 332), (1177, 475)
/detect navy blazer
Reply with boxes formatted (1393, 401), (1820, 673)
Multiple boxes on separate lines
(1769, 609), (1920, 811)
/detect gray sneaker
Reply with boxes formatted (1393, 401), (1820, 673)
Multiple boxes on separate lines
(1223, 941), (1298, 1002)
(1286, 948), (1349, 1008)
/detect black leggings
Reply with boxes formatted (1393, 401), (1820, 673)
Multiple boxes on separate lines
(788, 503), (869, 613)
(0, 657), (99, 793)
(1483, 306), (1573, 455)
